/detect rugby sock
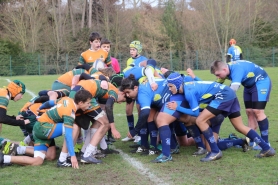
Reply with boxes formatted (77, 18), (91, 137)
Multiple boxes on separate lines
(81, 128), (97, 153)
(159, 125), (171, 157)
(127, 115), (134, 131)
(76, 133), (83, 145)
(99, 136), (108, 150)
(187, 125), (206, 149)
(140, 126), (149, 148)
(148, 121), (158, 148)
(258, 118), (269, 143)
(59, 152), (68, 162)
(247, 129), (270, 151)
(202, 128), (219, 153)
(39, 100), (55, 110)
(169, 123), (178, 149)
(3, 155), (11, 163)
(23, 135), (31, 145)
(83, 144), (97, 158)
(17, 146), (26, 155)
(217, 139), (243, 150)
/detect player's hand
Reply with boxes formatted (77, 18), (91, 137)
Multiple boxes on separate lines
(112, 129), (121, 139)
(186, 68), (195, 79)
(16, 115), (24, 120)
(24, 119), (30, 125)
(100, 81), (108, 90)
(71, 156), (79, 169)
(127, 132), (133, 139)
(167, 101), (178, 110)
(151, 83), (158, 91)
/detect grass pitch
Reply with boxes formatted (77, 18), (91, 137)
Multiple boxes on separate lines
(0, 68), (278, 185)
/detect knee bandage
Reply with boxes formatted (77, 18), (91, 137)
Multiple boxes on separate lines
(34, 151), (46, 160)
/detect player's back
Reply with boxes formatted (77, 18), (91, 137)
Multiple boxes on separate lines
(228, 60), (268, 87)
(38, 97), (76, 124)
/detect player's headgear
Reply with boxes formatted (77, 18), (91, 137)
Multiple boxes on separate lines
(110, 73), (124, 88)
(167, 72), (183, 92)
(229, 39), (236, 45)
(7, 80), (26, 98)
(129, 40), (142, 54)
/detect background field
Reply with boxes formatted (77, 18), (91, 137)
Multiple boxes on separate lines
(0, 68), (278, 185)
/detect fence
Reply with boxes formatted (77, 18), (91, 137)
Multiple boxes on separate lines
(0, 48), (277, 76)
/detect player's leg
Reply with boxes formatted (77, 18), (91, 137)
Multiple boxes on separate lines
(196, 107), (223, 162)
(122, 100), (135, 141)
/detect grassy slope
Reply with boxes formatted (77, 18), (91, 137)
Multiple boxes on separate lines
(0, 68), (277, 185)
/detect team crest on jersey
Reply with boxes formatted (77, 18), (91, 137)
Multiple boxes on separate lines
(153, 94), (161, 101)
(88, 56), (93, 61)
(260, 89), (267, 94)
(247, 72), (255, 78)
(201, 93), (213, 99)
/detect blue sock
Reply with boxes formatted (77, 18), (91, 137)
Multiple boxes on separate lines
(127, 115), (134, 131)
(39, 100), (55, 110)
(217, 139), (243, 150)
(202, 128), (219, 153)
(169, 123), (178, 149)
(246, 129), (270, 151)
(258, 118), (269, 143)
(140, 127), (149, 148)
(159, 125), (171, 157)
(148, 121), (158, 148)
(187, 125), (205, 149)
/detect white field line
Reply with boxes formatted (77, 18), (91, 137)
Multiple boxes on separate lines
(6, 79), (37, 98)
(115, 112), (138, 117)
(116, 149), (170, 185)
(5, 79), (169, 185)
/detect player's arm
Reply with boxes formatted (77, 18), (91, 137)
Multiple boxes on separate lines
(0, 108), (29, 126)
(129, 108), (150, 137)
(63, 115), (75, 157)
(105, 97), (121, 139)
(75, 64), (91, 71)
(78, 55), (86, 65)
(230, 84), (240, 92)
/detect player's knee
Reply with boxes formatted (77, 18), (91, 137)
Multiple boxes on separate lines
(245, 109), (254, 116)
(252, 109), (265, 118)
(33, 151), (46, 166)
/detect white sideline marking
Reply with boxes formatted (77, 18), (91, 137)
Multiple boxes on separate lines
(6, 78), (167, 184)
(115, 112), (138, 117)
(117, 149), (170, 185)
(6, 79), (37, 98)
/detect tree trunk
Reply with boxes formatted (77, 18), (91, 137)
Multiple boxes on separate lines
(68, 0), (76, 36)
(81, 0), (87, 28)
(88, 0), (92, 28)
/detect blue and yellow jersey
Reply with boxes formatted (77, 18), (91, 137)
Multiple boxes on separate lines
(126, 55), (148, 68)
(38, 97), (76, 128)
(0, 89), (9, 110)
(226, 60), (268, 87)
(227, 45), (242, 61)
(182, 81), (236, 111)
(137, 79), (171, 110)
